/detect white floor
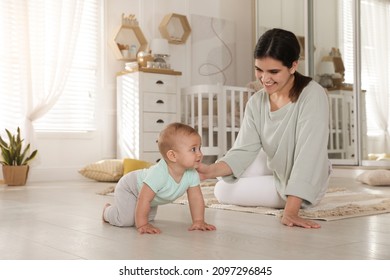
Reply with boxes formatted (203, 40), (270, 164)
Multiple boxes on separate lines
(1, 175), (390, 260)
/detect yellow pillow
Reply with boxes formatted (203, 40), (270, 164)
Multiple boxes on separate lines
(123, 158), (154, 174)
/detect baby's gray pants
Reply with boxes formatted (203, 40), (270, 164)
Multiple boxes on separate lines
(103, 170), (157, 227)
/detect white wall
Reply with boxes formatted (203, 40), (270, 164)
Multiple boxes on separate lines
(17, 0), (254, 182)
(256, 0), (305, 36)
(256, 0), (339, 77)
(312, 0), (339, 72)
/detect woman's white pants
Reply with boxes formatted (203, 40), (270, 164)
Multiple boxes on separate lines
(214, 150), (286, 208)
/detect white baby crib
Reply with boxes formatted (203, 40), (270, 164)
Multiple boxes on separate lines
(181, 84), (255, 161)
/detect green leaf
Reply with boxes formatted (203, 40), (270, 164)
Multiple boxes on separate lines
(23, 149), (38, 165)
(0, 127), (38, 166)
(0, 135), (8, 148)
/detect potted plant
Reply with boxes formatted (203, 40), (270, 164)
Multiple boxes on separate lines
(0, 127), (38, 186)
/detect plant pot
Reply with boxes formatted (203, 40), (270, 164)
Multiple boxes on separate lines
(2, 165), (29, 186)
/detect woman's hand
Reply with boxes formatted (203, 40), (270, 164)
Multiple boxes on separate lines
(196, 162), (210, 181)
(281, 213), (321, 229)
(196, 161), (232, 181)
(282, 195), (321, 229)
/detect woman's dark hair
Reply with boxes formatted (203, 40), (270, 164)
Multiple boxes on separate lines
(254, 28), (312, 102)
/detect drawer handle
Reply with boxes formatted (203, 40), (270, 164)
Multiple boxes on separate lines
(156, 99), (164, 104)
(156, 80), (164, 85)
(156, 119), (164, 124)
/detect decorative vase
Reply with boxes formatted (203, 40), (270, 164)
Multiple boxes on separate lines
(120, 49), (129, 58)
(2, 165), (29, 186)
(137, 51), (153, 68)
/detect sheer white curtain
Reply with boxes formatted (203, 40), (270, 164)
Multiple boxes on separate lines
(341, 0), (390, 155)
(0, 0), (85, 143)
(360, 0), (390, 153)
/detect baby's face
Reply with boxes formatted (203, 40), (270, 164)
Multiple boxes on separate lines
(174, 133), (203, 169)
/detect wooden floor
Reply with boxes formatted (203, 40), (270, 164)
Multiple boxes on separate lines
(1, 175), (390, 260)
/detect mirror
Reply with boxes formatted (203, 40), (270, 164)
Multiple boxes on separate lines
(255, 0), (386, 166)
(312, 0), (358, 165)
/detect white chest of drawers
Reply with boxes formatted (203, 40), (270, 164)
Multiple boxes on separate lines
(116, 70), (180, 163)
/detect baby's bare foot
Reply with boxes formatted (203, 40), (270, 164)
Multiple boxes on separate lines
(102, 203), (111, 223)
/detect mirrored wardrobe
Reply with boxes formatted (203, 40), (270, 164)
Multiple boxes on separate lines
(255, 0), (390, 167)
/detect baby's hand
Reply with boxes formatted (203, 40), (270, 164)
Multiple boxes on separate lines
(137, 223), (161, 234)
(188, 221), (216, 231)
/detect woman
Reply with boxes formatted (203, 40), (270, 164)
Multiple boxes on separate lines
(197, 28), (331, 229)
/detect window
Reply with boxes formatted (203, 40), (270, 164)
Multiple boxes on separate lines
(339, 0), (354, 85)
(0, 0), (100, 133)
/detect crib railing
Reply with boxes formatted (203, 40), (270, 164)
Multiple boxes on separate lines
(327, 91), (355, 159)
(181, 84), (255, 158)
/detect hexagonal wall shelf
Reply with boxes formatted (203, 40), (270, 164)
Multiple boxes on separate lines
(159, 13), (191, 44)
(110, 14), (148, 61)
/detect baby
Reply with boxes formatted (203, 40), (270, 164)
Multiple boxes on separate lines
(103, 122), (216, 234)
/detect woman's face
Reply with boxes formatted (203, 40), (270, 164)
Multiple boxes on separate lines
(254, 57), (297, 95)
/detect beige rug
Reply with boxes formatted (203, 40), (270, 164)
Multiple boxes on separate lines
(97, 182), (390, 221)
(174, 184), (390, 221)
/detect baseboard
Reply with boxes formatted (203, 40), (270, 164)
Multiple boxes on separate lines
(1, 166), (89, 182)
(331, 165), (386, 178)
(331, 168), (362, 178)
